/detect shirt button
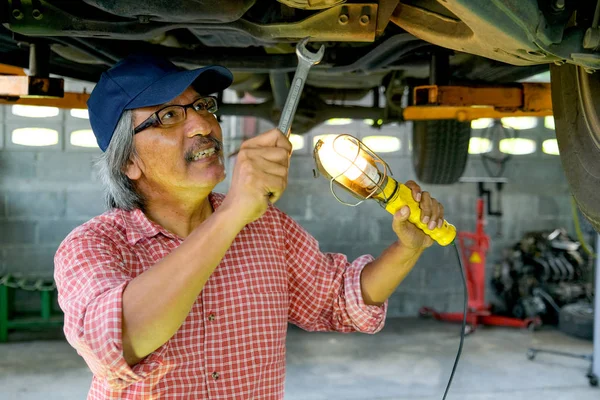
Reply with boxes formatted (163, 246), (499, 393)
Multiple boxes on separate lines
(208, 313), (216, 321)
(211, 372), (220, 380)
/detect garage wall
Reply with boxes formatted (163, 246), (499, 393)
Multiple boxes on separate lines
(0, 106), (100, 280)
(0, 105), (585, 317)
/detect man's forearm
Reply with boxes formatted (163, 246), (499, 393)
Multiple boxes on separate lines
(121, 205), (245, 366)
(360, 242), (424, 306)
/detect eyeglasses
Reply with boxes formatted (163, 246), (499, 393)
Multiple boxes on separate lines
(133, 96), (219, 134)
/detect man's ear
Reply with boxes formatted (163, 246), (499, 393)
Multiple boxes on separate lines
(124, 155), (143, 181)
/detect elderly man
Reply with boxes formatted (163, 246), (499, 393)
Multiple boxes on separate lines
(54, 54), (445, 399)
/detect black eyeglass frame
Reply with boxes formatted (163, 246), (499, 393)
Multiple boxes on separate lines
(133, 96), (219, 134)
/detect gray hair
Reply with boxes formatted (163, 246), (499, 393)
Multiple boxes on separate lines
(96, 110), (145, 211)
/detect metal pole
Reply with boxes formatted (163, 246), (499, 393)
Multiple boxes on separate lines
(593, 234), (600, 378)
(0, 285), (9, 342)
(29, 42), (50, 78)
(269, 71), (290, 110)
(429, 52), (450, 86)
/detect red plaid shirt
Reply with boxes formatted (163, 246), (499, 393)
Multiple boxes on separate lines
(55, 193), (387, 399)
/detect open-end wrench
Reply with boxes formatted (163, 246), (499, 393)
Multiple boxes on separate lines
(277, 37), (325, 137)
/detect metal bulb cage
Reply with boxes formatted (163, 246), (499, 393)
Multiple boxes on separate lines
(313, 134), (394, 207)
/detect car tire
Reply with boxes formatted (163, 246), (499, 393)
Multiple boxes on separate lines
(550, 64), (600, 232)
(558, 302), (594, 341)
(412, 120), (471, 184)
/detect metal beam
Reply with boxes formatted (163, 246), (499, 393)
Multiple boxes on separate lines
(403, 106), (552, 121)
(405, 83), (553, 121)
(8, 1), (377, 43)
(0, 92), (89, 108)
(413, 83), (552, 110)
(0, 75), (64, 98)
(0, 64), (26, 76)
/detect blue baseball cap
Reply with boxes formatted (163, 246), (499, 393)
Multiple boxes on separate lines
(87, 54), (233, 151)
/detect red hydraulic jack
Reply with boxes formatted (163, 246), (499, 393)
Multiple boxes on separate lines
(420, 178), (541, 334)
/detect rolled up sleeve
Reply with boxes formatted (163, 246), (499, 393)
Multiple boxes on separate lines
(342, 255), (387, 333)
(54, 229), (169, 389)
(278, 209), (387, 334)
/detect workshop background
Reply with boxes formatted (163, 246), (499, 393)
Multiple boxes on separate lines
(0, 96), (581, 317)
(0, 84), (597, 400)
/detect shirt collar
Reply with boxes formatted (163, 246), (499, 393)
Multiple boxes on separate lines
(122, 208), (164, 245)
(122, 192), (225, 246)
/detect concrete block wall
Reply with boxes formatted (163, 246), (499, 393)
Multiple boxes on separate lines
(0, 102), (587, 318)
(0, 107), (100, 280)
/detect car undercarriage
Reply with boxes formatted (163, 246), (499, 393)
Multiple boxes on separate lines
(1, 0), (600, 231)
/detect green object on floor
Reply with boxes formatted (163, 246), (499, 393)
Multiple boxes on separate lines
(0, 275), (63, 342)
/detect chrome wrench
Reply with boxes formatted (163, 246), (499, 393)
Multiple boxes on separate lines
(277, 37), (325, 137)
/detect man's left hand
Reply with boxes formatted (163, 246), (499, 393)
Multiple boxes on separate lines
(391, 180), (444, 252)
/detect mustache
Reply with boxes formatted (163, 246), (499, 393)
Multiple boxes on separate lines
(185, 136), (223, 162)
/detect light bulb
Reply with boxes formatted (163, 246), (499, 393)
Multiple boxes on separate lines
(312, 134), (458, 246)
(318, 135), (380, 188)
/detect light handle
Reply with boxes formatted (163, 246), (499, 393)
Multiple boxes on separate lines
(377, 178), (456, 246)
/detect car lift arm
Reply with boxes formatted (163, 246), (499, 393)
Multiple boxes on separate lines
(404, 83), (553, 121)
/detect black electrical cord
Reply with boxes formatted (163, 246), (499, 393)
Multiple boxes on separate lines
(441, 241), (468, 400)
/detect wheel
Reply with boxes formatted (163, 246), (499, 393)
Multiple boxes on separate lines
(558, 302), (594, 341)
(412, 120), (471, 184)
(526, 349), (536, 361)
(549, 64), (600, 231)
(589, 374), (598, 387)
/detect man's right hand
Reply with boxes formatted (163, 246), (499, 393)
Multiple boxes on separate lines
(222, 128), (292, 226)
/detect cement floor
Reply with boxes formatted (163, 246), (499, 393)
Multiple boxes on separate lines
(0, 318), (596, 399)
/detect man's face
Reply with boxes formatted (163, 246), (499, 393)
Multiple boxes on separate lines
(127, 87), (226, 199)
